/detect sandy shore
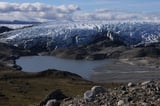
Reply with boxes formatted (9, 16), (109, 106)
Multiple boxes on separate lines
(91, 58), (160, 83)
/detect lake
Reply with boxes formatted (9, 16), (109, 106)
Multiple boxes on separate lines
(16, 56), (111, 79)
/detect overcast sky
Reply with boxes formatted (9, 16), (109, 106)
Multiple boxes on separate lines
(0, 0), (160, 22)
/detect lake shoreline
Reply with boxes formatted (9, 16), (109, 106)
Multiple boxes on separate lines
(15, 55), (160, 83)
(92, 58), (160, 83)
(16, 55), (112, 80)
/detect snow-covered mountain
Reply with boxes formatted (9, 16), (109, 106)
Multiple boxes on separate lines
(0, 21), (160, 50)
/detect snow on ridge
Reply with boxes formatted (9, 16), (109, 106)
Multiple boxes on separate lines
(0, 24), (33, 29)
(0, 20), (160, 49)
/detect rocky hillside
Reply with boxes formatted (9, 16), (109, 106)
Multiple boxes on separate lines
(42, 80), (160, 106)
(0, 42), (33, 70)
(51, 36), (160, 60)
(0, 26), (13, 34)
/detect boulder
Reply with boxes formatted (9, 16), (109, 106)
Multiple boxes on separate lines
(127, 82), (135, 87)
(46, 99), (60, 106)
(84, 90), (95, 102)
(39, 89), (67, 106)
(84, 86), (106, 102)
(91, 86), (106, 95)
(141, 81), (151, 86)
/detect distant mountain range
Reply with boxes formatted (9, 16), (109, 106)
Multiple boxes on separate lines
(0, 20), (41, 24)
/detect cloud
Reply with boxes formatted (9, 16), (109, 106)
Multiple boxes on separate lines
(74, 9), (160, 21)
(0, 2), (80, 21)
(0, 2), (160, 22)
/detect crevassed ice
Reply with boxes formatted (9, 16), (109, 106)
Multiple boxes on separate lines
(0, 21), (160, 49)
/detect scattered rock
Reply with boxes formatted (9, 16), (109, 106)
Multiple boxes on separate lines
(61, 81), (160, 106)
(140, 102), (150, 106)
(117, 100), (125, 106)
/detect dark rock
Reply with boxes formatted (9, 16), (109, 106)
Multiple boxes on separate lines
(120, 86), (126, 91)
(39, 89), (67, 106)
(126, 96), (133, 102)
(0, 92), (6, 97)
(12, 65), (22, 70)
(0, 26), (13, 33)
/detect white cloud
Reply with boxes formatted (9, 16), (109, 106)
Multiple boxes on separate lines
(0, 2), (80, 21)
(74, 9), (160, 22)
(0, 2), (160, 22)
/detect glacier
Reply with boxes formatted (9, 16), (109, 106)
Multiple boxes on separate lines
(0, 21), (160, 50)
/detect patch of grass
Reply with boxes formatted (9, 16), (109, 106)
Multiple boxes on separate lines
(0, 70), (120, 106)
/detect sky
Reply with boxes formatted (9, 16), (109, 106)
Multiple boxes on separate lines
(0, 0), (160, 22)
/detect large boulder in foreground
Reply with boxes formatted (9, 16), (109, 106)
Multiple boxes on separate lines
(84, 86), (106, 102)
(39, 89), (67, 106)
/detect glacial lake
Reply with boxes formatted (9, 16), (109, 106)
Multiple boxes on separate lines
(16, 56), (111, 79)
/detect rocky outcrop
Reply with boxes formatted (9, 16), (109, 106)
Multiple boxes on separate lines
(37, 69), (82, 79)
(52, 41), (160, 60)
(0, 26), (13, 34)
(61, 81), (160, 106)
(39, 89), (67, 106)
(51, 36), (126, 60)
(0, 42), (33, 70)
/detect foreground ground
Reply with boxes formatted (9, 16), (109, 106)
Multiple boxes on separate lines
(0, 37), (159, 105)
(0, 69), (119, 106)
(61, 80), (160, 106)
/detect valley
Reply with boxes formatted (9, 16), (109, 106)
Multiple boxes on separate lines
(0, 21), (160, 106)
